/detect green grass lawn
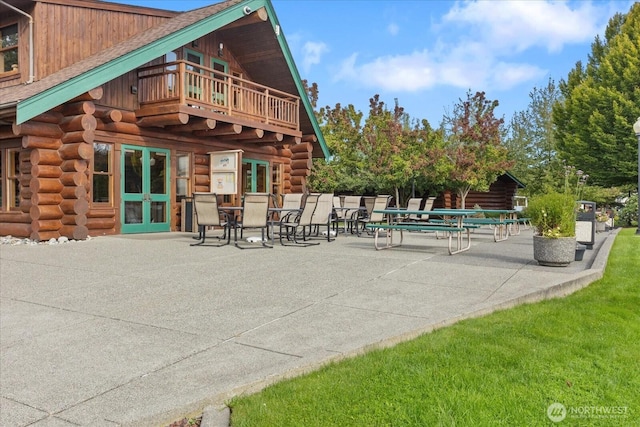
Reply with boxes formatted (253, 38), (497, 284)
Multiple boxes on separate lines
(228, 229), (639, 426)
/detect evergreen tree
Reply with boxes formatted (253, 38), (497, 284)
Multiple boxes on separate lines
(505, 79), (564, 195)
(553, 3), (640, 187)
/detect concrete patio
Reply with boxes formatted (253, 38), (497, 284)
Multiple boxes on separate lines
(0, 226), (617, 426)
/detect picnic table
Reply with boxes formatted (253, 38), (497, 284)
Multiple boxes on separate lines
(462, 209), (518, 242)
(366, 208), (477, 255)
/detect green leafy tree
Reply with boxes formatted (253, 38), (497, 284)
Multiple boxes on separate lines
(358, 96), (449, 205)
(308, 102), (367, 193)
(505, 79), (564, 195)
(309, 96), (450, 205)
(553, 3), (640, 187)
(443, 91), (514, 208)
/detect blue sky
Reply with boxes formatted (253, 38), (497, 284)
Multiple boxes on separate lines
(112, 0), (634, 125)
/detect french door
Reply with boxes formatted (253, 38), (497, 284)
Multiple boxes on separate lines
(242, 159), (269, 193)
(121, 146), (170, 233)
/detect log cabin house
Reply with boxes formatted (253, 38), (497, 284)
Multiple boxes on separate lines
(435, 172), (526, 210)
(0, 0), (329, 240)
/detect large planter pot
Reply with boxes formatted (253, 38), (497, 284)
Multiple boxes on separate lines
(533, 235), (576, 267)
(596, 221), (606, 232)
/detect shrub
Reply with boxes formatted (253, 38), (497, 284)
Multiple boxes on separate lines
(525, 192), (576, 238)
(618, 194), (638, 227)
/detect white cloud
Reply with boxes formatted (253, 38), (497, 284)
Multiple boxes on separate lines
(489, 62), (548, 89)
(443, 0), (604, 53)
(333, 41), (545, 93)
(330, 1), (607, 93)
(387, 22), (399, 36)
(302, 41), (328, 73)
(335, 51), (438, 91)
(333, 53), (360, 82)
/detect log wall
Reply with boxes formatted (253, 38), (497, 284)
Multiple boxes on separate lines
(289, 142), (313, 193)
(3, 100), (308, 239)
(4, 90), (102, 240)
(435, 176), (520, 210)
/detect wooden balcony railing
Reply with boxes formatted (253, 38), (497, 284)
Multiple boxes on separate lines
(137, 60), (300, 131)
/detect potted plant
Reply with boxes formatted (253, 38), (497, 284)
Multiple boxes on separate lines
(525, 191), (577, 266)
(595, 211), (609, 232)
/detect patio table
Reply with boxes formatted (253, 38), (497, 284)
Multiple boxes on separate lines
(464, 209), (518, 242)
(332, 206), (366, 234)
(367, 208), (477, 254)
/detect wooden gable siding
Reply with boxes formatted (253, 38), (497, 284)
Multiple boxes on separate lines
(31, 1), (171, 80)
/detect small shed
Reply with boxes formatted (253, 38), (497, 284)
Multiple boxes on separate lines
(435, 172), (526, 210)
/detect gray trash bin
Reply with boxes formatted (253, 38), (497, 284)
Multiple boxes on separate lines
(576, 201), (595, 249)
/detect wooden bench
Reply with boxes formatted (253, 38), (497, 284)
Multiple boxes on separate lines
(365, 223), (471, 254)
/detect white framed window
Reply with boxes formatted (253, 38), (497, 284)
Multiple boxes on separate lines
(176, 151), (191, 201)
(1, 146), (21, 211)
(92, 143), (113, 205)
(1, 23), (19, 75)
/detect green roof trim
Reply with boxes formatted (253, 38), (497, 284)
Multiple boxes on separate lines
(505, 171), (526, 188)
(16, 0), (329, 160)
(260, 1), (330, 159)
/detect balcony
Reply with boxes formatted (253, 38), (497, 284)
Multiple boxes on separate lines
(136, 60), (300, 134)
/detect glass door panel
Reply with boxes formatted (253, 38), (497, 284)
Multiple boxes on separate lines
(123, 148), (144, 225)
(256, 163), (268, 192)
(121, 146), (170, 233)
(242, 159), (269, 194)
(184, 49), (203, 102)
(211, 58), (228, 107)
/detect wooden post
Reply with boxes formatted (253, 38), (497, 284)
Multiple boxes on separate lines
(61, 101), (96, 116)
(70, 87), (103, 102)
(59, 114), (97, 132)
(30, 148), (63, 166)
(58, 225), (88, 240)
(22, 135), (62, 150)
(61, 130), (95, 144)
(30, 177), (64, 193)
(59, 143), (92, 160)
(13, 121), (63, 138)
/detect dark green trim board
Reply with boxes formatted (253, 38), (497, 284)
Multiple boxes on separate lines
(260, 1), (331, 159)
(505, 172), (526, 188)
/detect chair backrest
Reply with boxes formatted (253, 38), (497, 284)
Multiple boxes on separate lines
(311, 193), (334, 225)
(298, 193), (320, 226)
(368, 195), (391, 222)
(343, 195), (362, 217)
(333, 196), (342, 208)
(333, 196), (344, 218)
(193, 193), (222, 227)
(241, 193), (270, 227)
(420, 196), (437, 221)
(282, 193), (303, 211)
(363, 196), (376, 217)
(424, 196), (436, 211)
(406, 198), (423, 220)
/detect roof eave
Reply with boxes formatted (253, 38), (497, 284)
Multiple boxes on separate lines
(257, 1), (329, 159)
